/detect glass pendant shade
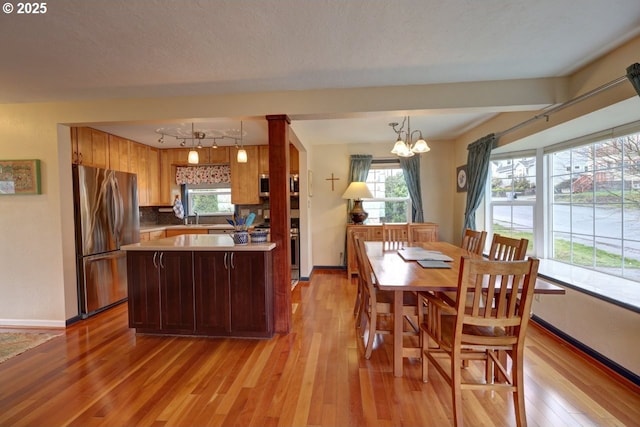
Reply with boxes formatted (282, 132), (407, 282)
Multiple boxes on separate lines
(237, 148), (248, 163)
(391, 139), (408, 155)
(412, 138), (431, 153)
(187, 150), (199, 164)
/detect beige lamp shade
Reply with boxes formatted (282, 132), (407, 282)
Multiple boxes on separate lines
(341, 181), (373, 200)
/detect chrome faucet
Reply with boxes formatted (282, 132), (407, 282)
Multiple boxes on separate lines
(195, 211), (199, 225)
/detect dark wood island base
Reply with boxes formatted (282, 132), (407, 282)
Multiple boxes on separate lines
(122, 234), (276, 338)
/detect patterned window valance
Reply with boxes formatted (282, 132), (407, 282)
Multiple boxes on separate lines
(175, 165), (231, 185)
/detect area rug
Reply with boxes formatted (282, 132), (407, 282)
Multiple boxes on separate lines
(0, 332), (62, 364)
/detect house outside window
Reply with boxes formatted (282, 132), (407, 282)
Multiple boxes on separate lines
(548, 131), (640, 282)
(362, 161), (411, 224)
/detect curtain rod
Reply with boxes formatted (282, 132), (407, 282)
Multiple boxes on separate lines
(496, 74), (629, 138)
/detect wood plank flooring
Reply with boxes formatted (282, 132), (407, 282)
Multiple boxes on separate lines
(1, 269), (638, 426)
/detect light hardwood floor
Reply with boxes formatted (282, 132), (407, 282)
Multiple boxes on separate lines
(1, 269), (638, 426)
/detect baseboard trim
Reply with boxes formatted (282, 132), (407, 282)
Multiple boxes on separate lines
(532, 315), (640, 388)
(0, 319), (66, 328)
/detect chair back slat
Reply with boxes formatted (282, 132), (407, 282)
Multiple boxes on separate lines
(382, 223), (408, 250)
(461, 229), (487, 255)
(488, 234), (528, 261)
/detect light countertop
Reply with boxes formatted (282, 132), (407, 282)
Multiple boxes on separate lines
(122, 234), (276, 252)
(140, 224), (236, 232)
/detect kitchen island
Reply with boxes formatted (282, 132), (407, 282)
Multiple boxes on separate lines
(121, 234), (276, 338)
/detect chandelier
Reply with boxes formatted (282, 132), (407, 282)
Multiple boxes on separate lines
(155, 121), (248, 164)
(389, 116), (431, 157)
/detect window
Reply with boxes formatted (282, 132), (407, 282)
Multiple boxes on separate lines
(362, 161), (411, 224)
(485, 123), (640, 310)
(549, 131), (640, 282)
(184, 184), (234, 216)
(488, 155), (536, 254)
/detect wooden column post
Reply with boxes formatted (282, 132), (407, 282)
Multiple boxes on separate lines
(266, 114), (292, 333)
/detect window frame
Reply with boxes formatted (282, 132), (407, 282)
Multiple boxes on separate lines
(183, 183), (235, 217)
(361, 160), (412, 224)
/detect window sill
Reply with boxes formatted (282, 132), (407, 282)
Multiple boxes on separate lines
(538, 259), (640, 313)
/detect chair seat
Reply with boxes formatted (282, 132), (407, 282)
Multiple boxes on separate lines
(422, 315), (508, 351)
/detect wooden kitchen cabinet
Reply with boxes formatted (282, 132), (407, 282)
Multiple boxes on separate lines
(230, 145), (259, 204)
(140, 230), (166, 241)
(194, 251), (273, 337)
(209, 146), (230, 164)
(345, 223), (439, 276)
(126, 251), (194, 333)
(290, 144), (299, 174)
(108, 134), (130, 172)
(127, 249), (273, 337)
(130, 142), (149, 206)
(127, 251), (161, 330)
(147, 146), (162, 205)
(259, 144), (299, 174)
(71, 127), (109, 168)
(258, 145), (269, 174)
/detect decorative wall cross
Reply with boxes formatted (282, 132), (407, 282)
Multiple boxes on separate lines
(325, 173), (340, 191)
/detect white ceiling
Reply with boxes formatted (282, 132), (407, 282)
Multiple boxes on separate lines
(2, 0), (640, 148)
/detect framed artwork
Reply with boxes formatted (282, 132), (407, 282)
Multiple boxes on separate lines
(0, 159), (42, 195)
(456, 165), (467, 193)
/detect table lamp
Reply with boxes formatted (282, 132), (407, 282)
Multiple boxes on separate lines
(342, 181), (373, 224)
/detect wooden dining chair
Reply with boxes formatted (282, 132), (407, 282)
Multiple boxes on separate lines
(420, 256), (540, 427)
(461, 228), (487, 255)
(488, 233), (528, 261)
(382, 223), (409, 250)
(408, 223), (439, 244)
(353, 235), (420, 359)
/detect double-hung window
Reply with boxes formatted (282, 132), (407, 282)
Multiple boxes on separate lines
(487, 154), (536, 254)
(362, 160), (412, 224)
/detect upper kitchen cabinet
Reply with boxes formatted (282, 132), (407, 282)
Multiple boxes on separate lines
(71, 127), (109, 168)
(258, 145), (269, 175)
(209, 146), (230, 164)
(258, 144), (299, 175)
(147, 146), (162, 205)
(108, 134), (130, 172)
(230, 145), (259, 205)
(290, 144), (299, 174)
(130, 142), (149, 206)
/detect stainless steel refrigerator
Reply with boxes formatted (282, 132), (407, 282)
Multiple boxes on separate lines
(73, 165), (140, 318)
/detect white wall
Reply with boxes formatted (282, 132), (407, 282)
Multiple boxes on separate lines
(309, 140), (455, 267)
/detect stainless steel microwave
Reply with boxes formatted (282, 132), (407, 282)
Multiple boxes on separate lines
(259, 174), (269, 197)
(259, 174), (299, 197)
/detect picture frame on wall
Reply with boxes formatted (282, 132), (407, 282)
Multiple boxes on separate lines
(0, 159), (42, 195)
(456, 165), (467, 193)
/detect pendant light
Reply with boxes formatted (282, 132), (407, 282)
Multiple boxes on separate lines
(187, 123), (199, 164)
(236, 121), (247, 163)
(389, 116), (430, 157)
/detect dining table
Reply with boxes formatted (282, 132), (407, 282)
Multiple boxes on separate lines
(364, 240), (566, 377)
